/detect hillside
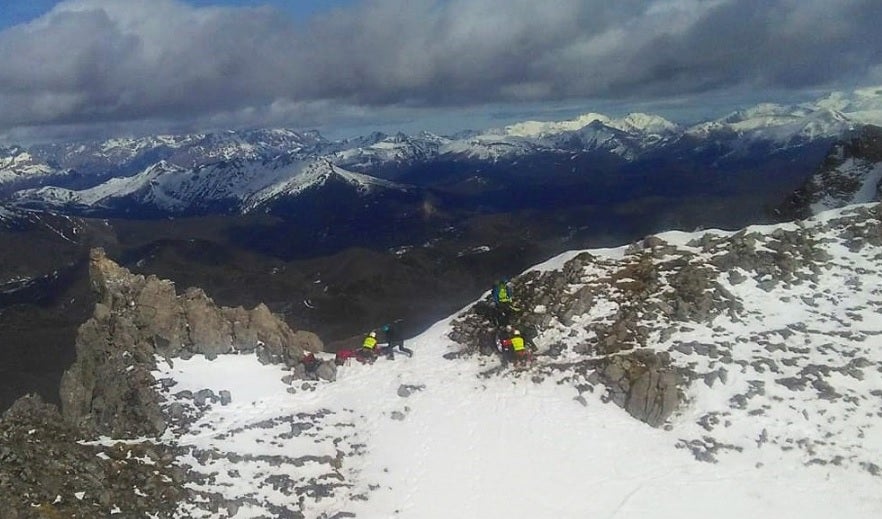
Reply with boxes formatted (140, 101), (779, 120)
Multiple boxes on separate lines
(779, 125), (882, 218)
(2, 203), (880, 517)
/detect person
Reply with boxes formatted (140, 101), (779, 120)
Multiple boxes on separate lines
(500, 329), (531, 366)
(358, 330), (380, 362)
(491, 278), (515, 326)
(380, 322), (413, 359)
(301, 352), (320, 374)
(492, 278), (512, 306)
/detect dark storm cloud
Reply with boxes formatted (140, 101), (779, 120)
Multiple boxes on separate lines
(0, 0), (880, 137)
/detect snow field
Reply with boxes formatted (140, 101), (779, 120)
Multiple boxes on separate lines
(150, 204), (882, 518)
(157, 317), (881, 517)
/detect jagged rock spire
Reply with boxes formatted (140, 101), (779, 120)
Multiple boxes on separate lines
(60, 248), (324, 438)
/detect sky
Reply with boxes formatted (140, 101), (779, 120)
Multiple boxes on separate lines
(0, 0), (881, 143)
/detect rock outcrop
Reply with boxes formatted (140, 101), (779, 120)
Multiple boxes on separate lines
(0, 395), (184, 518)
(451, 203), (882, 433)
(778, 124), (882, 219)
(60, 248), (327, 438)
(450, 251), (692, 427)
(595, 350), (681, 427)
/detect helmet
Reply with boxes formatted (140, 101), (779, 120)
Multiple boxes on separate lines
(381, 324), (390, 332)
(369, 331), (377, 338)
(513, 329), (521, 335)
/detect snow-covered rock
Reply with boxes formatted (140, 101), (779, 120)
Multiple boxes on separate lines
(0, 147), (63, 186)
(779, 125), (882, 218)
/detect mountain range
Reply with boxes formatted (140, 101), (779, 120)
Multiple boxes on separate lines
(4, 86), (882, 414)
(4, 86), (882, 219)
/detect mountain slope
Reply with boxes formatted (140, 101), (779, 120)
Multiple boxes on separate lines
(0, 207), (109, 411)
(779, 125), (882, 218)
(242, 159), (406, 212)
(58, 202), (881, 517)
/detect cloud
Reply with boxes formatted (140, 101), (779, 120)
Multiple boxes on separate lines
(0, 0), (880, 139)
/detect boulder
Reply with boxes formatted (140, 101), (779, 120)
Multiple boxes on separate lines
(315, 361), (337, 382)
(596, 350), (682, 427)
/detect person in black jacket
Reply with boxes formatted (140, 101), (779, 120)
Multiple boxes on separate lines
(380, 322), (413, 359)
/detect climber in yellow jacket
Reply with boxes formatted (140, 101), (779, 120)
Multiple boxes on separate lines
(500, 329), (531, 366)
(358, 330), (380, 362)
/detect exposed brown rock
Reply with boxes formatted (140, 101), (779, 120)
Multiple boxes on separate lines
(60, 248), (326, 438)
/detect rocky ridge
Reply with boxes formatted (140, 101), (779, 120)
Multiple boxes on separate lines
(0, 395), (186, 518)
(0, 248), (334, 517)
(451, 203), (882, 472)
(779, 124), (882, 219)
(60, 248), (330, 438)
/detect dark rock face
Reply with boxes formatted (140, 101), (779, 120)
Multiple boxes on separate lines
(59, 248), (326, 438)
(779, 125), (882, 219)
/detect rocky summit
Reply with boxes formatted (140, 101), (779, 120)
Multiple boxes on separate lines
(60, 248), (329, 439)
(1, 204), (881, 517)
(0, 250), (332, 517)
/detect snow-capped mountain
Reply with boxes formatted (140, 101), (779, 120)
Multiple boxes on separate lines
(438, 112), (681, 161)
(502, 111), (681, 139)
(242, 159), (407, 212)
(815, 85), (882, 124)
(12, 153), (409, 217)
(4, 85), (882, 217)
(0, 128), (330, 202)
(10, 155), (324, 213)
(685, 86), (882, 148)
(32, 128), (326, 172)
(0, 147), (65, 190)
(330, 131), (446, 174)
(688, 103), (854, 147)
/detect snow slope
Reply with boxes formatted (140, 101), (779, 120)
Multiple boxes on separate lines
(242, 160), (405, 212)
(810, 159), (882, 214)
(144, 203), (882, 518)
(155, 330), (880, 518)
(0, 148), (60, 185)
